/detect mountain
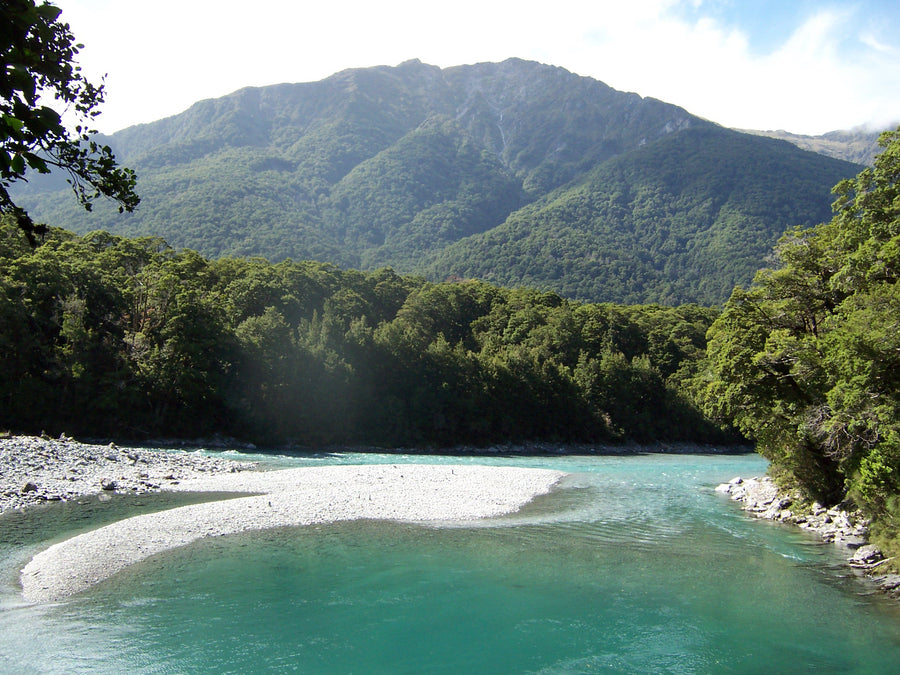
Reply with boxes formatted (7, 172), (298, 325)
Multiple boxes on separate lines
(738, 126), (889, 166)
(14, 58), (863, 305)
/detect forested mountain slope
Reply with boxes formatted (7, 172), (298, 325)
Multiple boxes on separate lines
(425, 125), (858, 304)
(14, 59), (862, 304)
(0, 218), (731, 446)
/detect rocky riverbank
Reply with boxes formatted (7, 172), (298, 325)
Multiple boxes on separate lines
(0, 435), (256, 513)
(716, 476), (900, 598)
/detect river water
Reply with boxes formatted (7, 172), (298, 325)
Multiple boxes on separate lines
(1, 451), (899, 673)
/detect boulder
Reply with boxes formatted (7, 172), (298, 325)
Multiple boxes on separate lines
(874, 575), (900, 591)
(849, 544), (883, 567)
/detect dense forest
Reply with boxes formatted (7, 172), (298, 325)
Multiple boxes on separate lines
(424, 125), (856, 305)
(0, 216), (732, 447)
(703, 128), (900, 560)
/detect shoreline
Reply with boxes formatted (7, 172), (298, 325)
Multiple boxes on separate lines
(4, 436), (566, 603)
(16, 436), (896, 603)
(716, 476), (900, 599)
(0, 434), (748, 515)
(49, 435), (753, 457)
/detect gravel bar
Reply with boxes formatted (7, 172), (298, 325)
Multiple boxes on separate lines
(1, 435), (255, 513)
(10, 443), (565, 603)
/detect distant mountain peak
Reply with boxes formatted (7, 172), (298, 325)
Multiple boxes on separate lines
(736, 125), (895, 166)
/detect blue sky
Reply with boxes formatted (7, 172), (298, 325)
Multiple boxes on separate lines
(56, 0), (899, 136)
(673, 0), (845, 54)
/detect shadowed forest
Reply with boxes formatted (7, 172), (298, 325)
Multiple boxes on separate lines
(0, 216), (730, 448)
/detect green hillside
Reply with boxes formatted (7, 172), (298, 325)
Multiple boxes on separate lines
(0, 217), (731, 447)
(13, 59), (863, 304)
(426, 126), (861, 305)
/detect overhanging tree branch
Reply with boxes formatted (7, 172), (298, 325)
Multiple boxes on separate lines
(0, 0), (139, 244)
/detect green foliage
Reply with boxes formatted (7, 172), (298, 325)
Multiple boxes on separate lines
(324, 115), (524, 270)
(0, 0), (138, 242)
(704, 127), (900, 510)
(427, 126), (860, 305)
(0, 218), (734, 447)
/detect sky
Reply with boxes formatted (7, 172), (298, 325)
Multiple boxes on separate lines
(54, 0), (900, 136)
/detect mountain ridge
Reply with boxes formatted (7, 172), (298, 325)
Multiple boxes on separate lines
(736, 125), (890, 166)
(14, 58), (864, 305)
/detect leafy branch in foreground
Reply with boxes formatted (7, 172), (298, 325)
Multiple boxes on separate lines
(0, 0), (138, 243)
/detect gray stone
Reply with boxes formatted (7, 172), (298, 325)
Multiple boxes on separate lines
(0, 435), (246, 514)
(850, 544), (883, 566)
(875, 575), (900, 591)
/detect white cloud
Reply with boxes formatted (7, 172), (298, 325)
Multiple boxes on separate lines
(861, 32), (900, 57)
(567, 4), (899, 134)
(54, 0), (900, 135)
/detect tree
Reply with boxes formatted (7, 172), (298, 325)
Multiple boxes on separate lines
(703, 126), (900, 506)
(1, 0), (138, 243)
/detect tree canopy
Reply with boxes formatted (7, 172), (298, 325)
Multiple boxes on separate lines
(703, 127), (900, 551)
(0, 0), (138, 242)
(0, 217), (734, 447)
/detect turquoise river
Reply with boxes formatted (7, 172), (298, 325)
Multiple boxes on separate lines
(2, 451), (900, 673)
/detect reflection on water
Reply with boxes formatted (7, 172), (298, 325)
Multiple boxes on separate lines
(2, 452), (900, 674)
